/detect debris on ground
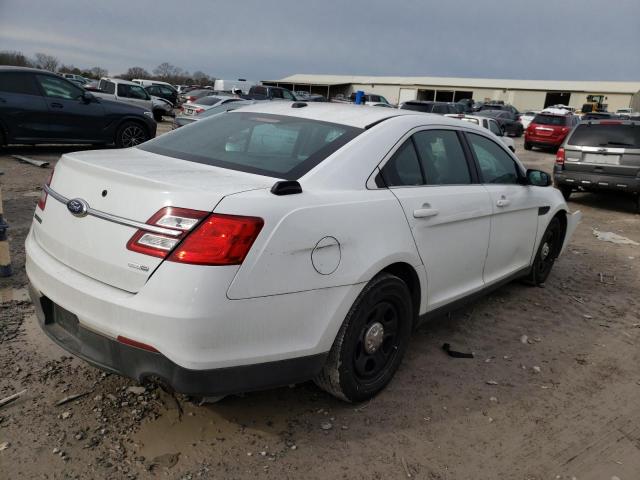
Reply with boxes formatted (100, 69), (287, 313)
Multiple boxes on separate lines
(0, 389), (26, 409)
(55, 392), (91, 406)
(593, 229), (639, 246)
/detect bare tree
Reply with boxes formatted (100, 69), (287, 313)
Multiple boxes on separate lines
(192, 70), (211, 86)
(34, 52), (59, 72)
(0, 50), (33, 67)
(88, 66), (108, 79)
(153, 62), (178, 79)
(119, 66), (150, 80)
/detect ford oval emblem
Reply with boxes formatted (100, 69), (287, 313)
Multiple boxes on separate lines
(66, 198), (89, 217)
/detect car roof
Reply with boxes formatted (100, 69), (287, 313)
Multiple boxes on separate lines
(100, 77), (140, 86)
(0, 66), (55, 74)
(228, 101), (463, 129)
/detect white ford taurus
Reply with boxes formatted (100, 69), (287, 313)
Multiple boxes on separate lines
(26, 102), (580, 402)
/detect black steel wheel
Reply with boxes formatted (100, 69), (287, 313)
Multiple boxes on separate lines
(526, 217), (563, 286)
(315, 272), (412, 402)
(524, 141), (532, 150)
(115, 122), (149, 148)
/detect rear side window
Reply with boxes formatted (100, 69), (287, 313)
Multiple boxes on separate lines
(380, 139), (423, 187)
(138, 112), (362, 180)
(533, 114), (569, 126)
(117, 84), (149, 100)
(467, 133), (519, 184)
(0, 72), (40, 95)
(568, 124), (640, 148)
(431, 104), (448, 114)
(413, 130), (471, 185)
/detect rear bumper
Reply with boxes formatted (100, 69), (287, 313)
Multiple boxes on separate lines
(554, 169), (640, 193)
(30, 289), (326, 396)
(525, 135), (565, 148)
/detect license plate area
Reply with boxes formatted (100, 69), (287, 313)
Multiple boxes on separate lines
(53, 304), (80, 336)
(584, 153), (620, 165)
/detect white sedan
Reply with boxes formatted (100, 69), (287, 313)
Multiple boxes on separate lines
(26, 103), (580, 402)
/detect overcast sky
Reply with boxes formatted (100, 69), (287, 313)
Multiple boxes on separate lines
(1, 0), (638, 81)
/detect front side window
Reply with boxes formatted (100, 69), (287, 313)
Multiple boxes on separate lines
(271, 89), (284, 99)
(138, 112), (362, 179)
(379, 139), (423, 187)
(117, 84), (149, 100)
(413, 130), (471, 185)
(282, 89), (295, 100)
(488, 120), (502, 136)
(102, 81), (115, 94)
(36, 75), (83, 100)
(0, 72), (40, 95)
(467, 133), (519, 184)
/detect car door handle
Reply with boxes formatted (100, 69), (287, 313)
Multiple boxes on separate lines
(496, 197), (511, 207)
(413, 207), (439, 218)
(50, 102), (64, 109)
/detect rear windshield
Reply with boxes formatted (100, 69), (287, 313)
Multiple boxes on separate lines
(401, 102), (433, 113)
(568, 124), (640, 148)
(196, 96), (222, 106)
(138, 112), (362, 179)
(533, 114), (569, 126)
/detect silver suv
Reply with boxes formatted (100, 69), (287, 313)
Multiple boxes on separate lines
(554, 120), (640, 212)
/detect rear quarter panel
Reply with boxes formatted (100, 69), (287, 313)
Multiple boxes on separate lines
(218, 188), (423, 300)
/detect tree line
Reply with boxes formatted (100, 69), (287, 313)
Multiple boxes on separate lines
(0, 50), (214, 86)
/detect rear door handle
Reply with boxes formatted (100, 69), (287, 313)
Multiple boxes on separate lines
(50, 102), (64, 109)
(413, 207), (439, 218)
(496, 197), (511, 207)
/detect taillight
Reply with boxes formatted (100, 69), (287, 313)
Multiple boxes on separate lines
(168, 213), (264, 265)
(556, 147), (565, 166)
(126, 207), (209, 258)
(37, 170), (54, 211)
(561, 127), (569, 133)
(195, 108), (205, 114)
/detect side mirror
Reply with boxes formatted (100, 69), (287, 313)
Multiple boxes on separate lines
(82, 91), (95, 103)
(526, 169), (552, 187)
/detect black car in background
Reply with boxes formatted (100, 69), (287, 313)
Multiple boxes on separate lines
(145, 83), (179, 107)
(0, 66), (157, 147)
(477, 102), (520, 116)
(476, 109), (524, 136)
(400, 101), (458, 114)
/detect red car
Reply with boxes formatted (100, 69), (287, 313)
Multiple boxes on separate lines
(524, 111), (580, 151)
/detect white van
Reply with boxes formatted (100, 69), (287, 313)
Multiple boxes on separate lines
(213, 79), (258, 94)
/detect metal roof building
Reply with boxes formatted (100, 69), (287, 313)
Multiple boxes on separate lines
(263, 74), (640, 111)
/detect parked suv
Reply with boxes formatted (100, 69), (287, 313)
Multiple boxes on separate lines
(400, 101), (458, 114)
(247, 85), (296, 101)
(0, 67), (156, 148)
(554, 120), (640, 211)
(525, 110), (579, 151)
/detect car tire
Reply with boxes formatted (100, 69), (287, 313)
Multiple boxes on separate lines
(115, 121), (150, 148)
(525, 216), (563, 286)
(524, 141), (532, 150)
(153, 111), (164, 122)
(314, 272), (413, 402)
(516, 125), (523, 137)
(635, 195), (640, 214)
(559, 185), (572, 201)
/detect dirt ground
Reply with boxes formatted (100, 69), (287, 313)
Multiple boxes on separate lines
(1, 122), (639, 480)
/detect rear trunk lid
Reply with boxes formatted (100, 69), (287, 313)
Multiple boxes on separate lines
(33, 148), (273, 293)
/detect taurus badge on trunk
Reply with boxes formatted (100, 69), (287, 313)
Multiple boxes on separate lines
(66, 198), (89, 218)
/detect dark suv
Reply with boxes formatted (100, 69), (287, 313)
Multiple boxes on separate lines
(554, 120), (640, 212)
(400, 101), (458, 114)
(0, 67), (156, 148)
(145, 83), (179, 107)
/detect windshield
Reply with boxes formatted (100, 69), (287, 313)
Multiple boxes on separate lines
(139, 112), (363, 179)
(533, 114), (568, 126)
(568, 124), (640, 148)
